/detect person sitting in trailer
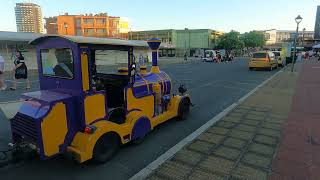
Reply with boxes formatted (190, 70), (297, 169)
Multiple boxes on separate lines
(53, 49), (73, 78)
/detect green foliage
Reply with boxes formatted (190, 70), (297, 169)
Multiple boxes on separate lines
(217, 31), (244, 51)
(241, 31), (266, 48)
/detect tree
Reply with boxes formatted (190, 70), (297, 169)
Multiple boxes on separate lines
(217, 31), (244, 51)
(241, 31), (266, 48)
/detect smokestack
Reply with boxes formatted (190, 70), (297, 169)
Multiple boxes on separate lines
(147, 38), (161, 74)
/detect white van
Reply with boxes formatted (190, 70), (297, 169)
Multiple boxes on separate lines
(202, 50), (217, 62)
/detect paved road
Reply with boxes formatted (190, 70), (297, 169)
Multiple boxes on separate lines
(0, 58), (279, 180)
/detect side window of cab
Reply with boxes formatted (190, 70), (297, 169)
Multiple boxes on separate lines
(41, 48), (74, 79)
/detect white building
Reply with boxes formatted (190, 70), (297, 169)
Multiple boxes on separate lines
(15, 3), (43, 33)
(264, 29), (277, 45)
(262, 29), (314, 45)
(276, 30), (314, 42)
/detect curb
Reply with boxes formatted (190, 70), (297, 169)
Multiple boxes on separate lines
(129, 69), (283, 180)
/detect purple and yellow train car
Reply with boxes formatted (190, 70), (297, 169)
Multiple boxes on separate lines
(10, 35), (191, 163)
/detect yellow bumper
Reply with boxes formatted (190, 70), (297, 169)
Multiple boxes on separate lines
(249, 61), (272, 68)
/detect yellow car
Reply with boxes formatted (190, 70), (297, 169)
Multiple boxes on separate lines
(272, 51), (285, 67)
(249, 52), (278, 71)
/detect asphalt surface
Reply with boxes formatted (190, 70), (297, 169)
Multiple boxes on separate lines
(0, 58), (279, 180)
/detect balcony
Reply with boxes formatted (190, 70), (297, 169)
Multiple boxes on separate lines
(82, 23), (94, 28)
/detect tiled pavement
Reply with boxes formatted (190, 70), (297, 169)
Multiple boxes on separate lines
(271, 60), (320, 180)
(146, 65), (300, 180)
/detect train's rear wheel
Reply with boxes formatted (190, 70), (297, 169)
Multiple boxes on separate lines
(92, 133), (119, 163)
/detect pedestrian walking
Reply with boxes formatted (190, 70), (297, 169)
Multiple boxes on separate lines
(229, 52), (234, 61)
(0, 53), (6, 90)
(184, 52), (188, 61)
(297, 52), (302, 62)
(304, 51), (309, 60)
(10, 51), (30, 90)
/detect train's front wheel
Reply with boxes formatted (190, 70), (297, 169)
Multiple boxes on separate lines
(92, 133), (119, 163)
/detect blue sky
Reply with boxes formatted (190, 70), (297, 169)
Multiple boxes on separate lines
(0, 0), (318, 33)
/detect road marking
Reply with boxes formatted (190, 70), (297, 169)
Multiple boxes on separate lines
(232, 81), (259, 86)
(129, 70), (283, 180)
(312, 66), (320, 69)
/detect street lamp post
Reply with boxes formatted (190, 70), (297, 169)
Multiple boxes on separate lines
(291, 15), (303, 72)
(302, 28), (306, 47)
(184, 28), (187, 56)
(64, 23), (68, 35)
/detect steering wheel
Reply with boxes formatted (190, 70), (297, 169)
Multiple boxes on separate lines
(92, 75), (104, 91)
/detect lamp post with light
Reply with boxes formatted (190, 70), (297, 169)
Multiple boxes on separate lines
(64, 23), (68, 35)
(291, 15), (302, 72)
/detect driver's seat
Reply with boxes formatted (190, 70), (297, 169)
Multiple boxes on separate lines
(95, 73), (129, 108)
(108, 107), (126, 124)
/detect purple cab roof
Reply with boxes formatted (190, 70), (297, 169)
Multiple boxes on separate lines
(29, 35), (149, 47)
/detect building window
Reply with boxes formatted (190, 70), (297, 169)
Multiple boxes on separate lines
(76, 28), (82, 36)
(76, 18), (81, 27)
(84, 18), (94, 24)
(84, 28), (94, 35)
(96, 28), (106, 34)
(265, 33), (270, 40)
(96, 19), (106, 24)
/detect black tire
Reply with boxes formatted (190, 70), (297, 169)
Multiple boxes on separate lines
(249, 67), (253, 71)
(92, 132), (119, 164)
(177, 97), (191, 120)
(269, 66), (273, 71)
(131, 137), (144, 145)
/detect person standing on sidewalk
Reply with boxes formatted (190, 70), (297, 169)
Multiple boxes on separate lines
(10, 51), (30, 90)
(297, 52), (302, 62)
(184, 52), (188, 62)
(0, 53), (7, 90)
(304, 51), (309, 61)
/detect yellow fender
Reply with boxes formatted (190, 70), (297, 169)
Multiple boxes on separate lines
(67, 110), (146, 163)
(167, 94), (191, 116)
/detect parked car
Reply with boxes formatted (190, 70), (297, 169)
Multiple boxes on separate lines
(202, 50), (216, 62)
(272, 51), (283, 67)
